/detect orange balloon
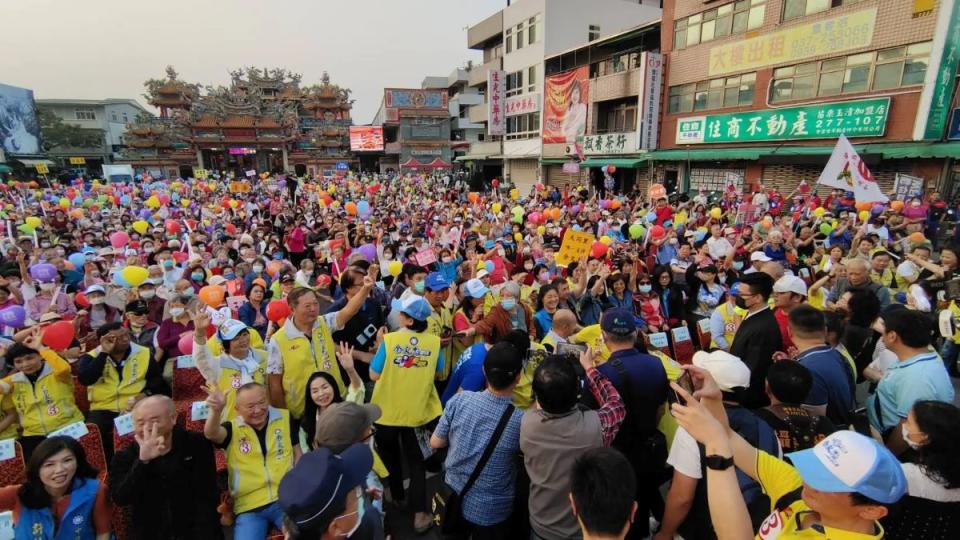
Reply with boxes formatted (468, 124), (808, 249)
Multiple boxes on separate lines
(855, 201), (872, 212)
(610, 199), (622, 210)
(890, 201), (905, 212)
(468, 192), (480, 204)
(267, 260), (283, 277)
(198, 285), (225, 308)
(345, 202), (357, 215)
(908, 232), (927, 243)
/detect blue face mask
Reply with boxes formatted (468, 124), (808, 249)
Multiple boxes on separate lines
(638, 284), (652, 294)
(162, 260), (174, 269)
(224, 272), (236, 280)
(733, 261), (745, 271)
(181, 288), (194, 298)
(191, 272), (204, 282)
(414, 281), (425, 294)
(500, 298), (517, 311)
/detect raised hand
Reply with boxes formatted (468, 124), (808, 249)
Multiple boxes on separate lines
(202, 383), (227, 413)
(193, 309), (211, 336)
(336, 342), (355, 371)
(23, 326), (43, 350)
(136, 420), (167, 463)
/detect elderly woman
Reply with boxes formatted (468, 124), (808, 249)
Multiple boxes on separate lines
(192, 312), (267, 421)
(470, 281), (536, 342)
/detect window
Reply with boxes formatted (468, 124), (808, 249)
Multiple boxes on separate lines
(589, 24), (601, 41)
(668, 72), (755, 113)
(528, 15), (541, 45)
(782, 0), (861, 22)
(673, 0), (766, 50)
(122, 113), (128, 122)
(111, 113), (118, 122)
(528, 66), (537, 93)
(592, 52), (641, 78)
(770, 42), (931, 102)
(506, 28), (513, 54)
(597, 98), (638, 133)
(506, 70), (524, 97)
(516, 24), (525, 50)
(75, 108), (96, 121)
(506, 112), (541, 140)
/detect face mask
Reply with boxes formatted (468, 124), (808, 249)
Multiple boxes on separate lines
(735, 296), (748, 310)
(55, 249), (66, 257)
(225, 272), (236, 280)
(162, 260), (174, 269)
(733, 261), (744, 271)
(638, 284), (652, 294)
(383, 252), (393, 260)
(148, 278), (163, 285)
(524, 263), (534, 271)
(191, 272), (205, 282)
(441, 256), (452, 263)
(334, 489), (365, 538)
(89, 297), (105, 305)
(498, 248), (505, 256)
(252, 265), (264, 274)
(40, 242), (51, 249)
(414, 281), (425, 294)
(144, 247), (154, 254)
(901, 424), (922, 450)
(180, 289), (194, 298)
(500, 298), (517, 311)
(911, 201), (921, 208)
(244, 258), (256, 264)
(140, 290), (156, 299)
(169, 307), (185, 317)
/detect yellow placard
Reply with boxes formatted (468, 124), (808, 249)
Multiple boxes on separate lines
(708, 8), (877, 76)
(555, 230), (596, 267)
(193, 168), (208, 179)
(34, 164), (49, 174)
(68, 157), (85, 165)
(229, 181), (250, 193)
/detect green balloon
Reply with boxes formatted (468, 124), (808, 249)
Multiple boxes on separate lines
(629, 223), (645, 239)
(819, 223), (833, 236)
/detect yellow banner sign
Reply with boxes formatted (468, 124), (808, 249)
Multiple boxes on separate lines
(229, 181), (250, 193)
(34, 164), (49, 174)
(708, 7), (877, 76)
(193, 168), (208, 179)
(68, 157), (85, 165)
(555, 230), (596, 267)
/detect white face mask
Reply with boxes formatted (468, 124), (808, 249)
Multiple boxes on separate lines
(39, 283), (56, 292)
(169, 307), (185, 317)
(89, 297), (105, 305)
(901, 424), (923, 450)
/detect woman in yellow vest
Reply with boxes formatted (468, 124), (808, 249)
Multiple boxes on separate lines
(708, 287), (746, 350)
(193, 312), (268, 421)
(0, 328), (84, 458)
(267, 282), (372, 425)
(203, 382), (297, 539)
(369, 295), (443, 533)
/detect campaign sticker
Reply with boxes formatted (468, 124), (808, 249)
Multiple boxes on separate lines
(0, 439), (14, 462)
(176, 355), (196, 369)
(49, 421), (89, 440)
(113, 413), (135, 436)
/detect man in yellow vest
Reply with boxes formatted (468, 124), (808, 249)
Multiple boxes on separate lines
(267, 281), (373, 427)
(423, 272), (454, 382)
(78, 321), (161, 459)
(203, 382), (298, 540)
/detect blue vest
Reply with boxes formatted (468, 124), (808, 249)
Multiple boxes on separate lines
(15, 478), (99, 540)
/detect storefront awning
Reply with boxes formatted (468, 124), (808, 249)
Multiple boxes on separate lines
(455, 154), (489, 162)
(539, 158), (570, 165)
(860, 141), (960, 159)
(649, 141), (960, 161)
(15, 158), (56, 167)
(579, 157), (648, 168)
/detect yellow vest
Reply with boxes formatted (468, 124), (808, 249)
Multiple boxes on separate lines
(5, 350), (83, 436)
(512, 342), (547, 409)
(207, 328), (264, 357)
(272, 318), (345, 419)
(87, 344), (151, 413)
(427, 304), (454, 381)
(571, 325), (611, 362)
(870, 268), (895, 289)
(950, 302), (960, 345)
(710, 303), (746, 349)
(371, 331), (441, 427)
(225, 407), (294, 514)
(217, 350), (268, 421)
(0, 393), (18, 439)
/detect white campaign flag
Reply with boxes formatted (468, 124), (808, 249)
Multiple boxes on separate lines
(817, 135), (888, 202)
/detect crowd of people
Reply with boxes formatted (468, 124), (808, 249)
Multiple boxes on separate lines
(0, 168), (954, 540)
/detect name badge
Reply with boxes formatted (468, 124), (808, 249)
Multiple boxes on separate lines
(649, 332), (669, 349)
(0, 511), (13, 540)
(49, 421), (89, 440)
(176, 355), (195, 369)
(0, 439), (14, 462)
(114, 413), (135, 436)
(672, 326), (691, 342)
(191, 401), (209, 421)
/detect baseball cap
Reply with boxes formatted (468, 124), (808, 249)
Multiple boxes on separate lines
(398, 295), (431, 322)
(278, 444), (373, 529)
(750, 252), (772, 262)
(692, 350), (750, 392)
(476, 269), (490, 279)
(125, 300), (148, 315)
(208, 275), (228, 287)
(424, 272), (450, 291)
(315, 402), (381, 449)
(464, 278), (489, 299)
(601, 308), (637, 337)
(38, 312), (62, 324)
(217, 319), (248, 341)
(279, 274), (295, 284)
(787, 430), (906, 504)
(84, 284), (106, 296)
(773, 275), (808, 297)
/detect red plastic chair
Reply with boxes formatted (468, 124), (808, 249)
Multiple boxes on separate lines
(172, 366), (206, 403)
(696, 318), (712, 351)
(671, 326), (695, 365)
(72, 377), (90, 415)
(0, 441), (25, 487)
(78, 423), (107, 473)
(647, 331), (673, 358)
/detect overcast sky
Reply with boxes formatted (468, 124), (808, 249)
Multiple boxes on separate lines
(0, 0), (506, 123)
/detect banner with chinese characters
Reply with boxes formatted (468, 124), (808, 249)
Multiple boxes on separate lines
(555, 229), (595, 267)
(675, 97), (890, 144)
(543, 66), (590, 144)
(505, 93), (540, 116)
(920, 0), (960, 139)
(488, 69), (505, 136)
(708, 8), (877, 76)
(578, 132), (637, 155)
(637, 52), (663, 150)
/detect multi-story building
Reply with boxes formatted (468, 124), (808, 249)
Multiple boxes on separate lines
(422, 68), (485, 163)
(461, 0), (662, 194)
(35, 98), (151, 173)
(653, 0), (960, 196)
(373, 88), (452, 173)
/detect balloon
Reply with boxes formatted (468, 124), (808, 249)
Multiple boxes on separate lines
(600, 236), (613, 246)
(113, 271), (131, 288)
(172, 251), (189, 264)
(819, 223), (833, 235)
(146, 196), (160, 209)
(358, 243), (377, 262)
(74, 291), (90, 309)
(590, 242), (608, 258)
(599, 200), (609, 210)
(388, 260), (403, 277)
(109, 231), (130, 249)
(609, 199), (621, 210)
(492, 179), (500, 189)
(510, 188), (519, 200)
(468, 192), (480, 204)
(650, 225), (666, 239)
(813, 207), (826, 218)
(25, 216), (41, 229)
(536, 226), (546, 235)
(871, 203), (884, 216)
(178, 333), (194, 356)
(59, 197), (70, 209)
(42, 321), (76, 350)
(709, 208), (722, 219)
(0, 306), (26, 328)
(267, 261), (283, 277)
(316, 274), (332, 288)
(484, 261), (494, 273)
(68, 252), (86, 270)
(514, 232), (523, 242)
(29, 264), (58, 283)
(132, 220), (149, 235)
(629, 223), (645, 239)
(528, 212), (542, 225)
(198, 285), (225, 308)
(645, 211), (657, 223)
(890, 201), (904, 212)
(266, 300), (291, 323)
(511, 205), (524, 215)
(165, 220), (181, 234)
(858, 210), (870, 222)
(908, 232), (927, 243)
(180, 199), (191, 207)
(345, 202), (357, 216)
(121, 266), (149, 287)
(607, 165), (617, 174)
(491, 202), (502, 213)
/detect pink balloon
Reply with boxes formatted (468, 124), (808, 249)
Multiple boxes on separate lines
(178, 333), (194, 355)
(109, 231), (130, 249)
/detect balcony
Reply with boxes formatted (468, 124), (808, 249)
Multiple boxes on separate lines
(467, 140), (503, 157)
(468, 11), (503, 50)
(590, 68), (642, 103)
(447, 69), (469, 87)
(453, 117), (484, 131)
(468, 57), (502, 87)
(468, 102), (488, 124)
(452, 92), (483, 107)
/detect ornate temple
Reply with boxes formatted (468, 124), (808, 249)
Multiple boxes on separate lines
(120, 66), (355, 178)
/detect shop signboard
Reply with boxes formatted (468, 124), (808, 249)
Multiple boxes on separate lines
(578, 132), (636, 155)
(349, 126), (384, 151)
(920, 0), (960, 140)
(948, 109), (960, 140)
(708, 8), (877, 76)
(637, 52), (663, 150)
(505, 93), (540, 116)
(488, 69), (506, 136)
(675, 97), (889, 144)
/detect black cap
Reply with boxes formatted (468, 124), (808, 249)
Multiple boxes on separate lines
(600, 308), (637, 336)
(125, 300), (148, 314)
(279, 444), (372, 529)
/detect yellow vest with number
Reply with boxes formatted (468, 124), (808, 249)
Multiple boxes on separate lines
(207, 328), (265, 357)
(7, 351), (83, 436)
(218, 351), (268, 421)
(88, 344), (151, 413)
(225, 407), (294, 514)
(371, 331), (441, 427)
(710, 303), (746, 349)
(272, 319), (344, 419)
(426, 305), (454, 381)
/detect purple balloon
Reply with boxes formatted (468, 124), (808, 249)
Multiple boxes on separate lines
(358, 243), (377, 262)
(29, 263), (58, 283)
(0, 305), (26, 327)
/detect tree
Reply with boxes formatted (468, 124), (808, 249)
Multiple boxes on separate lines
(37, 108), (104, 151)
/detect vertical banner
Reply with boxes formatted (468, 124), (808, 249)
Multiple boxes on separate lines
(488, 69), (506, 136)
(915, 0), (960, 140)
(637, 52), (663, 151)
(543, 66), (590, 144)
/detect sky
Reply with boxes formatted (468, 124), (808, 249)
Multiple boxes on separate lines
(0, 0), (507, 123)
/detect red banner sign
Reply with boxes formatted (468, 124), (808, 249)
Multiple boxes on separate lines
(543, 66), (589, 144)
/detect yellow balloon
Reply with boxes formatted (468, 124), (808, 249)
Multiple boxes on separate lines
(510, 188), (519, 200)
(537, 226), (545, 235)
(709, 208), (722, 219)
(491, 202), (502, 213)
(146, 196), (160, 209)
(180, 199), (191, 207)
(132, 220), (149, 235)
(25, 216), (41, 229)
(858, 210), (869, 221)
(327, 186), (336, 194)
(121, 265), (149, 288)
(813, 207), (826, 218)
(59, 198), (70, 209)
(514, 232), (523, 242)
(600, 236), (613, 246)
(388, 260), (403, 277)
(675, 211), (688, 226)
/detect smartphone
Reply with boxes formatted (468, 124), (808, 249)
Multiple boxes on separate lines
(669, 371), (695, 406)
(556, 342), (588, 357)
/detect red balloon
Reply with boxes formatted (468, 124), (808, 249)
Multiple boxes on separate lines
(42, 321), (76, 350)
(491, 179), (500, 189)
(172, 251), (189, 263)
(75, 291), (90, 308)
(165, 220), (181, 234)
(266, 300), (291, 323)
(650, 225), (666, 239)
(590, 241), (608, 258)
(225, 223), (237, 235)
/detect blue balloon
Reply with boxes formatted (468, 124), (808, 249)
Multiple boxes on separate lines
(112, 271), (131, 288)
(663, 220), (673, 229)
(0, 305), (26, 327)
(357, 200), (370, 215)
(646, 211), (657, 223)
(120, 195), (131, 205)
(695, 231), (707, 242)
(68, 253), (86, 270)
(572, 224), (582, 231)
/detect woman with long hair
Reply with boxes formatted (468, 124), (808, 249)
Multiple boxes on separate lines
(300, 343), (364, 451)
(0, 436), (110, 540)
(238, 283), (269, 339)
(651, 264), (687, 329)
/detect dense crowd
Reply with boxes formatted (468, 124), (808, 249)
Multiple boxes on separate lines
(0, 169), (954, 540)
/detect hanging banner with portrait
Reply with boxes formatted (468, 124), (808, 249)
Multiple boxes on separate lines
(542, 66), (589, 144)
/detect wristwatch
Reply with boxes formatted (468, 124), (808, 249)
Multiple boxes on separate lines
(704, 454), (734, 471)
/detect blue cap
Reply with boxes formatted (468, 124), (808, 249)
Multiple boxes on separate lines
(279, 444), (372, 528)
(601, 308), (637, 336)
(483, 239), (496, 250)
(787, 430), (906, 504)
(397, 295), (432, 322)
(424, 272), (450, 291)
(217, 319), (248, 341)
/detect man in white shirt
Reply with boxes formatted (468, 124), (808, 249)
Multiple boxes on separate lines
(706, 225), (734, 260)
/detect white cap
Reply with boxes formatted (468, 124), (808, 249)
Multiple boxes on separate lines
(208, 275), (228, 287)
(464, 278), (489, 299)
(692, 350), (751, 392)
(476, 269), (490, 279)
(773, 275), (808, 297)
(750, 251), (772, 262)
